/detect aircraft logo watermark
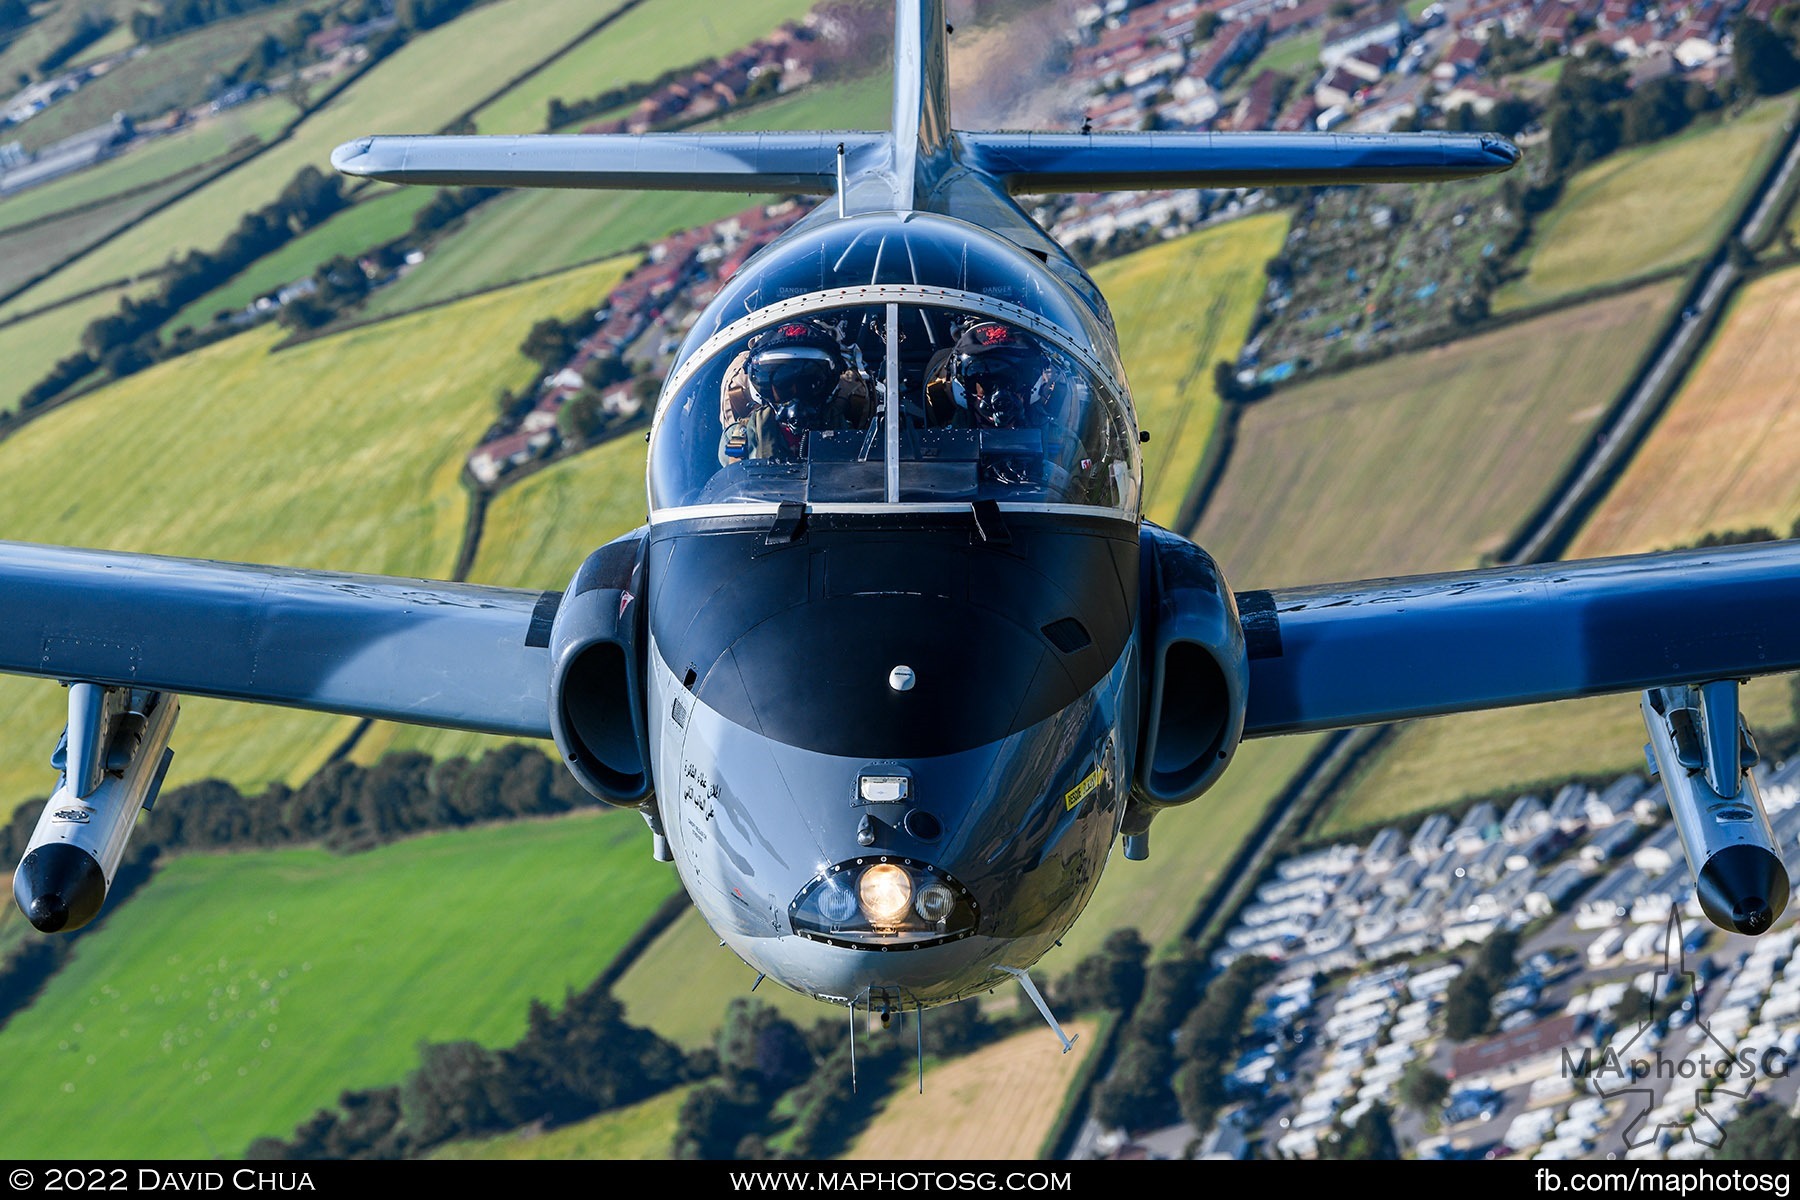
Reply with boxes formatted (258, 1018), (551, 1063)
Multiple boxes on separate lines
(1559, 909), (1789, 1150)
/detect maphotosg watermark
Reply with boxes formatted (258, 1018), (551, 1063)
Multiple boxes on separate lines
(1560, 911), (1790, 1150)
(1534, 1167), (1792, 1195)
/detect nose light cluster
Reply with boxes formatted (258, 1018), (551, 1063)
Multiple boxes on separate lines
(790, 856), (978, 950)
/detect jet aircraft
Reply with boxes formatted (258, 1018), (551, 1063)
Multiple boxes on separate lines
(7, 0), (1800, 1046)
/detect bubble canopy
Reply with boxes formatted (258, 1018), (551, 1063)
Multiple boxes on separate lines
(649, 214), (1141, 515)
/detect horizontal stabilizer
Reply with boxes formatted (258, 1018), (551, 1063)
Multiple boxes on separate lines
(1239, 540), (1800, 737)
(962, 130), (1520, 193)
(0, 542), (557, 737)
(331, 132), (886, 193)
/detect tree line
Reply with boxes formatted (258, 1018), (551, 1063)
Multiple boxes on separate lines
(17, 165), (348, 410)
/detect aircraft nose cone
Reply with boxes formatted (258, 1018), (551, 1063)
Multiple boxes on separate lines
(26, 894), (68, 933)
(1697, 845), (1791, 935)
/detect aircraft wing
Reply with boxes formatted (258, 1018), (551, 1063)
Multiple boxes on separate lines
(961, 130), (1521, 193)
(330, 132), (886, 193)
(1237, 540), (1800, 737)
(0, 541), (557, 737)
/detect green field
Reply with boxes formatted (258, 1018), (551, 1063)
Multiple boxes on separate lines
(365, 73), (892, 318)
(1193, 280), (1680, 589)
(0, 174), (197, 301)
(0, 258), (627, 820)
(471, 0), (820, 136)
(168, 185), (439, 331)
(1495, 98), (1795, 312)
(612, 908), (839, 1050)
(0, 285), (134, 415)
(1249, 30), (1324, 81)
(433, 1084), (691, 1159)
(1093, 210), (1289, 528)
(10, 6), (322, 151)
(0, 100), (288, 236)
(0, 0), (630, 320)
(0, 809), (682, 1159)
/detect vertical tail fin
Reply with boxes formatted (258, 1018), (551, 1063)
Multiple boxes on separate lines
(892, 0), (953, 209)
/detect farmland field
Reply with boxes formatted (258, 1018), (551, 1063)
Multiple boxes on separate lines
(168, 185), (440, 331)
(1037, 734), (1326, 963)
(0, 285), (134, 416)
(0, 99), (288, 236)
(0, 809), (681, 1160)
(1094, 210), (1289, 528)
(0, 0), (630, 320)
(1495, 98), (1794, 312)
(0, 174), (196, 301)
(1194, 281), (1679, 589)
(843, 1019), (1099, 1160)
(433, 1085), (692, 1159)
(1320, 269), (1800, 834)
(471, 0), (820, 135)
(0, 1), (141, 99)
(1568, 264), (1800, 557)
(10, 5), (326, 151)
(612, 907), (845, 1050)
(363, 73), (893, 318)
(0, 258), (627, 820)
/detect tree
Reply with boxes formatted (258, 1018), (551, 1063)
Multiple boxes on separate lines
(1057, 927), (1149, 1014)
(398, 1040), (517, 1150)
(1444, 970), (1493, 1041)
(1735, 17), (1800, 97)
(1093, 1038), (1178, 1132)
(582, 352), (631, 388)
(558, 389), (608, 444)
(716, 998), (815, 1100)
(1324, 1102), (1401, 1159)
(1400, 1061), (1451, 1115)
(672, 1083), (759, 1160)
(926, 997), (991, 1056)
(520, 317), (577, 373)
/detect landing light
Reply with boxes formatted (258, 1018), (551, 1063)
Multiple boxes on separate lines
(859, 862), (913, 925)
(789, 857), (978, 950)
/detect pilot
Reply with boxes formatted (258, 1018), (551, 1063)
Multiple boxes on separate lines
(925, 320), (1055, 431)
(719, 320), (870, 464)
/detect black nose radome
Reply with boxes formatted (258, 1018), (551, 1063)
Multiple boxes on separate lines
(1698, 845), (1790, 935)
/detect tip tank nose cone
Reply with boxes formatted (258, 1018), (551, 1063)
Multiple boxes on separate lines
(26, 895), (68, 933)
(13, 843), (107, 934)
(1698, 845), (1791, 935)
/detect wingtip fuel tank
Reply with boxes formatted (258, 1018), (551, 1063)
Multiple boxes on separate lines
(1642, 682), (1791, 935)
(12, 685), (178, 934)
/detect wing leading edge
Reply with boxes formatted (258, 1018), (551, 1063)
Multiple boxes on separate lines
(0, 541), (558, 738)
(1238, 540), (1800, 737)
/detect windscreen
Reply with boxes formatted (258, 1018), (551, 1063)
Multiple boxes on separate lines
(648, 302), (1140, 513)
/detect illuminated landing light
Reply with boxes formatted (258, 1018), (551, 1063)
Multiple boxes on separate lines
(860, 862), (913, 925)
(790, 858), (978, 950)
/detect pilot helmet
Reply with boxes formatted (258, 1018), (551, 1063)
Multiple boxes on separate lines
(952, 321), (1045, 427)
(747, 321), (842, 418)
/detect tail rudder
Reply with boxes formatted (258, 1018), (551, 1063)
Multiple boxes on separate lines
(892, 0), (953, 209)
